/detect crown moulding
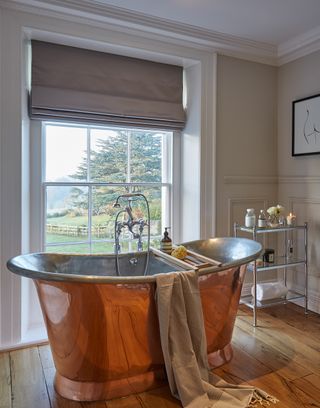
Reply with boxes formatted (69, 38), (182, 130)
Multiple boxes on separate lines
(277, 25), (320, 65)
(3, 0), (320, 66)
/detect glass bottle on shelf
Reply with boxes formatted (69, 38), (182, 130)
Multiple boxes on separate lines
(287, 239), (294, 259)
(258, 210), (267, 228)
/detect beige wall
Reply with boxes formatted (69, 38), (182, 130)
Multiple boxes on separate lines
(215, 55), (278, 293)
(278, 50), (320, 313)
(216, 55), (278, 237)
(216, 53), (320, 313)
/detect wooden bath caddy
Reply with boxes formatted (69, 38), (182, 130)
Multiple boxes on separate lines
(151, 246), (222, 271)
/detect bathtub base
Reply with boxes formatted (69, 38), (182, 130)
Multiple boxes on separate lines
(54, 369), (167, 402)
(54, 344), (232, 402)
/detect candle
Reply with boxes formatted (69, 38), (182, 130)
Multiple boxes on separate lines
(286, 213), (296, 226)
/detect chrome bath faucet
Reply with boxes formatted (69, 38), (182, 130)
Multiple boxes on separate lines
(113, 193), (150, 254)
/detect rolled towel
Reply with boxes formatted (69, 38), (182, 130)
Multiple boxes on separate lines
(251, 282), (288, 301)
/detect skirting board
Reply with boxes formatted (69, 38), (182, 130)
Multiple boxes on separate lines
(0, 338), (48, 353)
(289, 283), (320, 314)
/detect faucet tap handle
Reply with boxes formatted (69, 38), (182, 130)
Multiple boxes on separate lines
(137, 238), (143, 252)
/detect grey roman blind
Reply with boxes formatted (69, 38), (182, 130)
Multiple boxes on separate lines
(30, 40), (186, 130)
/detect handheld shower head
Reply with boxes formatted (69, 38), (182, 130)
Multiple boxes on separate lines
(113, 197), (121, 208)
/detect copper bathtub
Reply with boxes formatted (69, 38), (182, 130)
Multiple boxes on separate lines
(7, 237), (261, 402)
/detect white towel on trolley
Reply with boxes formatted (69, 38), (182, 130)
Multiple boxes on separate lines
(251, 282), (288, 301)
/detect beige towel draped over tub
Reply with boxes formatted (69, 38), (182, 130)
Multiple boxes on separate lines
(155, 270), (278, 408)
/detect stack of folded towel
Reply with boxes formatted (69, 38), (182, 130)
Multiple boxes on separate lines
(251, 282), (288, 301)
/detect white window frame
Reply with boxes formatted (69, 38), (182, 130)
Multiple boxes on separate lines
(30, 120), (181, 253)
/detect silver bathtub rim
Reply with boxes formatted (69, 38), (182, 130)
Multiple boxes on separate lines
(7, 237), (262, 284)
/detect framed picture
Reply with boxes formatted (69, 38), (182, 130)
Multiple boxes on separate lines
(292, 93), (320, 156)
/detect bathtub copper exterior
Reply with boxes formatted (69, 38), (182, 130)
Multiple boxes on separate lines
(7, 238), (261, 401)
(33, 264), (245, 400)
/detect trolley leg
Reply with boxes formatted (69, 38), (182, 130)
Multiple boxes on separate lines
(252, 228), (258, 326)
(284, 230), (288, 287)
(304, 222), (308, 315)
(253, 260), (257, 326)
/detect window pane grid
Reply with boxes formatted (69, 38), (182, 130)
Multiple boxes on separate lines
(43, 122), (172, 253)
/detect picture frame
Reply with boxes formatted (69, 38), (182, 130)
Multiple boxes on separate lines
(292, 93), (320, 156)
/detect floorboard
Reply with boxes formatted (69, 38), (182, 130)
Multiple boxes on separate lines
(10, 347), (50, 408)
(236, 308), (320, 376)
(138, 386), (181, 407)
(1, 303), (319, 408)
(106, 395), (144, 408)
(232, 324), (312, 381)
(0, 352), (11, 408)
(291, 374), (320, 406)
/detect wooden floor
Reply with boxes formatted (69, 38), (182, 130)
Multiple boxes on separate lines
(1, 303), (320, 408)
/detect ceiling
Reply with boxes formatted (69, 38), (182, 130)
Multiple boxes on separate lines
(6, 0), (320, 64)
(93, 0), (320, 46)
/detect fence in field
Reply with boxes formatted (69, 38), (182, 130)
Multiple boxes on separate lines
(46, 221), (161, 238)
(46, 223), (114, 238)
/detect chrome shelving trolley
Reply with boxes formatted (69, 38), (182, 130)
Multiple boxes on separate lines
(234, 222), (308, 326)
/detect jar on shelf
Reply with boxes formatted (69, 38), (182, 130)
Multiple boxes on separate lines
(263, 248), (275, 263)
(245, 208), (256, 227)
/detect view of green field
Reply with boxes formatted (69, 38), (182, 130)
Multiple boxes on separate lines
(46, 208), (162, 253)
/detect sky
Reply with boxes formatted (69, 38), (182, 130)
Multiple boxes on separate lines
(45, 124), (87, 181)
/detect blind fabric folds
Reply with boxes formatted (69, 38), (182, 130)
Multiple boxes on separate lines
(30, 40), (186, 130)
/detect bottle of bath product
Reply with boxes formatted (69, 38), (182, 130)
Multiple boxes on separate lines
(258, 210), (267, 228)
(287, 239), (294, 259)
(245, 209), (256, 228)
(160, 227), (172, 254)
